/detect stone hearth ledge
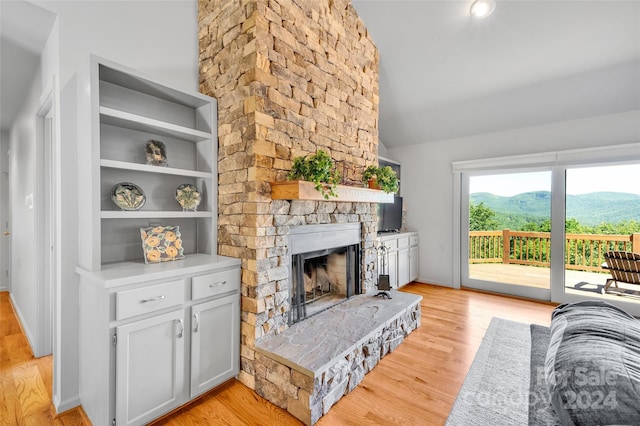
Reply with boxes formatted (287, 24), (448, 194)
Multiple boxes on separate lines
(254, 291), (422, 425)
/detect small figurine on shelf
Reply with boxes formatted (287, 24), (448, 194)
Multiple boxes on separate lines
(146, 139), (168, 167)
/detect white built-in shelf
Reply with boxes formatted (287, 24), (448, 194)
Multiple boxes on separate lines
(100, 159), (213, 179)
(100, 64), (212, 110)
(88, 58), (217, 268)
(100, 106), (212, 142)
(101, 210), (213, 219)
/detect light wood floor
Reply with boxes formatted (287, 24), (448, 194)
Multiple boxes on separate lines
(0, 291), (88, 425)
(1, 284), (556, 425)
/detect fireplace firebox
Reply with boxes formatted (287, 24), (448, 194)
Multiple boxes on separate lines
(288, 223), (362, 325)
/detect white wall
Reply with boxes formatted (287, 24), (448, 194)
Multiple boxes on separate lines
(28, 0), (199, 413)
(8, 67), (39, 349)
(0, 130), (9, 291)
(40, 0), (199, 93)
(7, 19), (58, 359)
(378, 140), (389, 158)
(0, 130), (11, 291)
(389, 110), (640, 287)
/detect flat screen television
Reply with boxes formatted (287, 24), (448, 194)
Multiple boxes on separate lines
(377, 196), (403, 232)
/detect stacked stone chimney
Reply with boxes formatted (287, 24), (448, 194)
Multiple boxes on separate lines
(198, 0), (379, 391)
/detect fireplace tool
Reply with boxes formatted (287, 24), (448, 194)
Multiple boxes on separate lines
(376, 245), (392, 299)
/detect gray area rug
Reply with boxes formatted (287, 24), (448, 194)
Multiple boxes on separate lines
(446, 318), (561, 425)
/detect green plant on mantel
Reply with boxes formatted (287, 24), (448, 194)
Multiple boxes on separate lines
(287, 150), (341, 199)
(363, 165), (399, 194)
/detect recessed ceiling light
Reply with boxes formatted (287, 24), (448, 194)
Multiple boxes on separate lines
(470, 0), (496, 19)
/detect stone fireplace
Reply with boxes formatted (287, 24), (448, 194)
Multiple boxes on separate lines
(196, 1), (421, 424)
(199, 0), (381, 392)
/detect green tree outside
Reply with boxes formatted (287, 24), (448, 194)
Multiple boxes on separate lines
(469, 202), (499, 231)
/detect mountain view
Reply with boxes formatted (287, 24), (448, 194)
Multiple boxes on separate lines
(470, 191), (640, 228)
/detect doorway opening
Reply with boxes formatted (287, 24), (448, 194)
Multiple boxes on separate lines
(34, 90), (56, 357)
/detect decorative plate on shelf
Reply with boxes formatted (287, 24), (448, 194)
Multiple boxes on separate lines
(111, 182), (146, 211)
(140, 225), (185, 264)
(175, 184), (201, 211)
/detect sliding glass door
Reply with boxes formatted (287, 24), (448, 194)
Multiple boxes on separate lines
(462, 170), (552, 300)
(564, 164), (640, 298)
(455, 145), (640, 313)
(459, 161), (640, 307)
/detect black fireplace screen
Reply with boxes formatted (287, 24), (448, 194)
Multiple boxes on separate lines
(289, 243), (360, 325)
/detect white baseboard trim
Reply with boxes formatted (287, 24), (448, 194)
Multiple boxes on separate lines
(9, 293), (37, 354)
(53, 393), (82, 415)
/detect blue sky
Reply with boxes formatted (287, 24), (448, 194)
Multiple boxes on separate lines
(470, 164), (640, 196)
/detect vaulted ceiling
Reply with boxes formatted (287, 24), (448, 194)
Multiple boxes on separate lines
(352, 0), (640, 147)
(2, 1), (639, 147)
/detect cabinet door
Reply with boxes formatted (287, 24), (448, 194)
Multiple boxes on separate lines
(190, 294), (239, 398)
(398, 248), (409, 286)
(116, 310), (185, 426)
(388, 250), (398, 288)
(409, 246), (419, 282)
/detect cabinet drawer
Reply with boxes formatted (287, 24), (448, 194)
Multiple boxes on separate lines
(397, 237), (409, 249)
(382, 239), (397, 250)
(410, 235), (419, 246)
(192, 268), (239, 301)
(116, 280), (185, 321)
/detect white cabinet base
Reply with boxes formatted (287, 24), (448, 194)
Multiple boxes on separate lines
(116, 310), (185, 426)
(190, 294), (240, 399)
(377, 232), (419, 289)
(78, 258), (240, 426)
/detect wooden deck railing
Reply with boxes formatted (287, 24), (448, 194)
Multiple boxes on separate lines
(469, 230), (640, 272)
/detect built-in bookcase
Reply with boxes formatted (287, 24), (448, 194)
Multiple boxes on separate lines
(88, 56), (217, 268)
(77, 57), (241, 426)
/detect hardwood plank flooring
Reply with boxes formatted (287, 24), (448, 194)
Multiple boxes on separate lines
(1, 284), (556, 425)
(0, 291), (91, 425)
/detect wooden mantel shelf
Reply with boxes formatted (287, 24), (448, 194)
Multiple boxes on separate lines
(270, 180), (394, 203)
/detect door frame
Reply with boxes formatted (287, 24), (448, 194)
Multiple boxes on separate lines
(34, 84), (56, 357)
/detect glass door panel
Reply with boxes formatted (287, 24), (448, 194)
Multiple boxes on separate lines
(564, 164), (640, 298)
(463, 171), (552, 300)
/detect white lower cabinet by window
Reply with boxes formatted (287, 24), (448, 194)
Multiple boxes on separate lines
(377, 232), (419, 288)
(116, 310), (185, 426)
(398, 247), (409, 286)
(409, 245), (419, 282)
(388, 250), (399, 288)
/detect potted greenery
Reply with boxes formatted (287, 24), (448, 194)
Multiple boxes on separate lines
(363, 165), (399, 194)
(287, 150), (341, 199)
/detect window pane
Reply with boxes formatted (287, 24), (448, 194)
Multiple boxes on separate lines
(468, 171), (551, 291)
(564, 164), (640, 298)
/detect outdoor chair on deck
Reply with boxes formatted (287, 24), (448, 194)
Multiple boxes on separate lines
(602, 251), (640, 295)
